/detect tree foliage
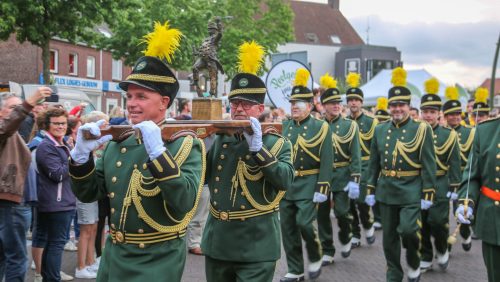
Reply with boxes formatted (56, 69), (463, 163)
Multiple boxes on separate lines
(0, 0), (120, 83)
(105, 0), (295, 78)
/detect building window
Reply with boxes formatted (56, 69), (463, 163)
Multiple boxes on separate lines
(330, 35), (341, 44)
(112, 59), (122, 80)
(50, 50), (58, 73)
(87, 56), (95, 78)
(305, 33), (319, 43)
(69, 53), (78, 75)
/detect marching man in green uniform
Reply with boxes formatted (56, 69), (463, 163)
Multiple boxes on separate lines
(456, 108), (500, 282)
(418, 78), (461, 272)
(69, 22), (205, 281)
(442, 86), (476, 251)
(317, 73), (361, 266)
(201, 41), (294, 282)
(471, 88), (491, 124)
(281, 68), (334, 282)
(375, 97), (391, 123)
(365, 67), (437, 282)
(346, 72), (377, 246)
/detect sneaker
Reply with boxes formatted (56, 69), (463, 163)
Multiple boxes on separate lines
(436, 250), (450, 271)
(341, 242), (352, 258)
(321, 255), (334, 266)
(373, 221), (382, 230)
(280, 273), (305, 282)
(307, 260), (322, 280)
(64, 241), (78, 252)
(88, 260), (100, 273)
(75, 267), (96, 279)
(407, 267), (421, 282)
(31, 260), (36, 270)
(60, 271), (74, 281)
(420, 261), (432, 273)
(34, 273), (43, 282)
(462, 236), (472, 252)
(365, 226), (376, 245)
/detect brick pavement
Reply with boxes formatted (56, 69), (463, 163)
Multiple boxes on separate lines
(25, 217), (487, 282)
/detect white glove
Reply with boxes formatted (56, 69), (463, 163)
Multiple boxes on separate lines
(456, 205), (473, 224)
(133, 121), (166, 160)
(365, 195), (375, 206)
(446, 191), (458, 201)
(243, 117), (263, 152)
(421, 199), (433, 210)
(344, 181), (360, 199)
(70, 120), (112, 164)
(313, 192), (328, 203)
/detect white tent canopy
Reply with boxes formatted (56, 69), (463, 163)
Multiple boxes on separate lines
(360, 69), (448, 108)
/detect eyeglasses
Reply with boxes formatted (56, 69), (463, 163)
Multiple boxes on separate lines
(230, 100), (257, 110)
(50, 122), (67, 126)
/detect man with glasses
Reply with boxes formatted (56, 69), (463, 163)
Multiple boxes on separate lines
(365, 68), (437, 282)
(280, 68), (333, 282)
(0, 88), (51, 282)
(202, 41), (294, 282)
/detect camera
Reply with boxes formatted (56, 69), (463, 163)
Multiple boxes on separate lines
(44, 92), (59, 103)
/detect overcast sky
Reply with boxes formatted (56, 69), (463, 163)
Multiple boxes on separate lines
(303, 0), (500, 88)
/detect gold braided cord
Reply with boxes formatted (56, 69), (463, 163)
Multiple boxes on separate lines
(291, 93), (314, 99)
(126, 73), (176, 83)
(293, 122), (329, 162)
(392, 123), (427, 169)
(270, 137), (285, 155)
(435, 130), (457, 171)
(229, 88), (267, 96)
(123, 138), (206, 233)
(459, 128), (475, 162)
(388, 95), (411, 103)
(332, 121), (357, 160)
(359, 118), (378, 155)
(443, 106), (462, 115)
(322, 95), (341, 103)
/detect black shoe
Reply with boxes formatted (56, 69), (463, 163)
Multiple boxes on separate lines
(309, 268), (321, 280)
(408, 275), (420, 282)
(280, 275), (305, 282)
(462, 242), (472, 252)
(341, 249), (351, 258)
(366, 235), (376, 245)
(351, 241), (361, 249)
(438, 260), (449, 271)
(321, 259), (334, 266)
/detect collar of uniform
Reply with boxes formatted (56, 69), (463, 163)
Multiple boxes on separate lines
(294, 114), (311, 126)
(392, 115), (410, 128)
(432, 123), (440, 131)
(351, 112), (364, 121)
(452, 124), (461, 131)
(325, 114), (340, 124)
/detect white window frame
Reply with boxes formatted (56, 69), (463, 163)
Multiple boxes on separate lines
(69, 53), (78, 75)
(112, 59), (122, 80)
(50, 49), (58, 73)
(87, 56), (96, 78)
(106, 98), (118, 115)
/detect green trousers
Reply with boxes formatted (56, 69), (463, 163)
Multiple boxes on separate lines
(350, 199), (374, 238)
(421, 200), (450, 262)
(482, 241), (500, 282)
(205, 256), (276, 282)
(379, 203), (421, 282)
(317, 191), (353, 257)
(280, 199), (322, 275)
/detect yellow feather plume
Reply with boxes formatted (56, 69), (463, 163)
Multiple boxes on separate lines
(475, 87), (489, 104)
(391, 67), (407, 87)
(320, 73), (337, 89)
(445, 86), (459, 101)
(294, 68), (310, 87)
(142, 21), (182, 64)
(238, 41), (265, 75)
(424, 77), (439, 95)
(377, 97), (388, 111)
(346, 72), (361, 88)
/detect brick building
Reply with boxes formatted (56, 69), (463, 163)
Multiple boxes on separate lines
(0, 34), (132, 113)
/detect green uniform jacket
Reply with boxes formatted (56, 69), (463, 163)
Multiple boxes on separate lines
(366, 117), (437, 205)
(433, 125), (461, 200)
(283, 115), (334, 200)
(458, 117), (500, 246)
(326, 115), (361, 191)
(70, 130), (204, 281)
(202, 132), (294, 262)
(453, 124), (476, 171)
(351, 113), (378, 198)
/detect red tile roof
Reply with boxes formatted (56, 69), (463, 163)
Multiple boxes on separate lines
(289, 0), (364, 46)
(480, 78), (500, 95)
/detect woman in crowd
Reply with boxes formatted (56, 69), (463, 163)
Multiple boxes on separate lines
(34, 107), (76, 281)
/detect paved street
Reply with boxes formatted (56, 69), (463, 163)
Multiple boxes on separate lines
(26, 215), (487, 282)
